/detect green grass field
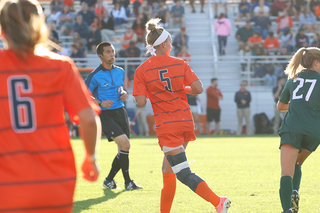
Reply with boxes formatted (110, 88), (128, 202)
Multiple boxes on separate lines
(71, 136), (320, 213)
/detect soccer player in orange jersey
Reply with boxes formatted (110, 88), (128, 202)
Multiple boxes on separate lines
(132, 18), (231, 213)
(0, 0), (100, 212)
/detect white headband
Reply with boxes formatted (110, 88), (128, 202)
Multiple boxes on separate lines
(146, 30), (169, 56)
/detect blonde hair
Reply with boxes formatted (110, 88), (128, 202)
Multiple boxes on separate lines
(145, 18), (164, 47)
(0, 0), (49, 58)
(285, 47), (320, 79)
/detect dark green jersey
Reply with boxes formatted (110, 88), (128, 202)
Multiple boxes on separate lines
(279, 70), (320, 139)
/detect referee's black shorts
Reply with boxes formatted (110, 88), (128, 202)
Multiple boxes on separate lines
(99, 107), (130, 142)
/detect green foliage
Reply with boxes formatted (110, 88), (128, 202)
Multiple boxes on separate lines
(71, 136), (320, 213)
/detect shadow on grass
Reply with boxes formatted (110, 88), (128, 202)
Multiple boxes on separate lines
(73, 189), (124, 213)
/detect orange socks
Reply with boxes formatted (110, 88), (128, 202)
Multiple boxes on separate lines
(195, 181), (220, 207)
(160, 172), (176, 213)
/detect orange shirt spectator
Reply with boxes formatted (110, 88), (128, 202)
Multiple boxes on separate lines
(263, 36), (280, 50)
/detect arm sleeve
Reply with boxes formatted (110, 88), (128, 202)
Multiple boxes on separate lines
(183, 62), (199, 86)
(132, 66), (147, 96)
(247, 92), (251, 103)
(279, 80), (291, 104)
(63, 60), (100, 123)
(85, 73), (98, 98)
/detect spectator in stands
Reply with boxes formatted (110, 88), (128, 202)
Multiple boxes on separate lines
(64, 0), (75, 11)
(190, 0), (205, 13)
(111, 2), (128, 28)
(114, 0), (131, 17)
(186, 94), (202, 134)
(239, 45), (252, 71)
(139, 0), (153, 24)
(284, 0), (296, 17)
(70, 43), (85, 66)
(276, 9), (293, 35)
(73, 14), (90, 39)
(73, 31), (88, 47)
(235, 80), (251, 135)
(172, 26), (189, 56)
(272, 76), (286, 134)
(81, 0), (97, 9)
(236, 0), (251, 21)
(58, 5), (74, 36)
(46, 0), (63, 24)
(87, 23), (102, 53)
(48, 21), (59, 43)
(293, 0), (308, 20)
(214, 0), (228, 18)
(279, 28), (294, 53)
(94, 0), (108, 22)
(214, 13), (231, 56)
(310, 0), (320, 17)
(311, 32), (320, 47)
(170, 0), (185, 27)
(299, 6), (318, 33)
(154, 0), (170, 28)
(263, 31), (280, 55)
(206, 78), (223, 135)
(124, 41), (141, 81)
(271, 0), (287, 16)
(134, 104), (149, 136)
(253, 0), (270, 16)
(263, 61), (277, 87)
(295, 28), (309, 49)
(133, 0), (141, 17)
(100, 10), (115, 42)
(78, 2), (96, 26)
(132, 16), (146, 43)
(119, 24), (138, 55)
(247, 31), (263, 51)
(251, 10), (271, 39)
(177, 45), (191, 62)
(235, 20), (254, 51)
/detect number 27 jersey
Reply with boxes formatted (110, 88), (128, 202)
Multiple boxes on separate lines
(279, 70), (320, 139)
(133, 55), (199, 135)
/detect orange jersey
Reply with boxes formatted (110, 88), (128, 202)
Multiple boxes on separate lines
(247, 36), (262, 43)
(0, 49), (100, 213)
(133, 55), (199, 136)
(263, 37), (280, 49)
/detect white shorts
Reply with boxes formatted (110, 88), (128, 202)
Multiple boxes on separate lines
(162, 145), (184, 154)
(190, 105), (198, 113)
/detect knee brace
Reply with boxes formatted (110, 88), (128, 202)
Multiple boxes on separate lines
(166, 152), (203, 192)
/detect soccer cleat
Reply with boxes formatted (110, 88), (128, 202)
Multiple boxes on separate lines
(215, 197), (231, 213)
(125, 180), (143, 190)
(291, 190), (300, 213)
(282, 208), (293, 213)
(103, 178), (119, 189)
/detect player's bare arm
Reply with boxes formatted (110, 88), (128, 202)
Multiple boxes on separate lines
(277, 101), (289, 111)
(134, 95), (147, 107)
(185, 80), (203, 95)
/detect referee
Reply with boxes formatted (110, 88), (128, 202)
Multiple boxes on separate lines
(85, 42), (142, 190)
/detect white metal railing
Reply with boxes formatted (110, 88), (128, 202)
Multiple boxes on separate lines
(208, 0), (218, 77)
(72, 54), (293, 87)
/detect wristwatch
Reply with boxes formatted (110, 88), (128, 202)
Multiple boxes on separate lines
(98, 100), (102, 106)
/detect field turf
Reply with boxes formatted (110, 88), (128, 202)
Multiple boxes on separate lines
(71, 136), (320, 213)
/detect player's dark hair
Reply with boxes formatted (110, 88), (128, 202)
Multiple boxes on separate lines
(285, 47), (320, 79)
(96, 42), (113, 56)
(145, 18), (165, 47)
(211, 78), (217, 83)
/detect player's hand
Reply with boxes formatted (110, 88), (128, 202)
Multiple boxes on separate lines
(120, 91), (128, 101)
(101, 100), (113, 108)
(241, 99), (246, 105)
(81, 155), (99, 182)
